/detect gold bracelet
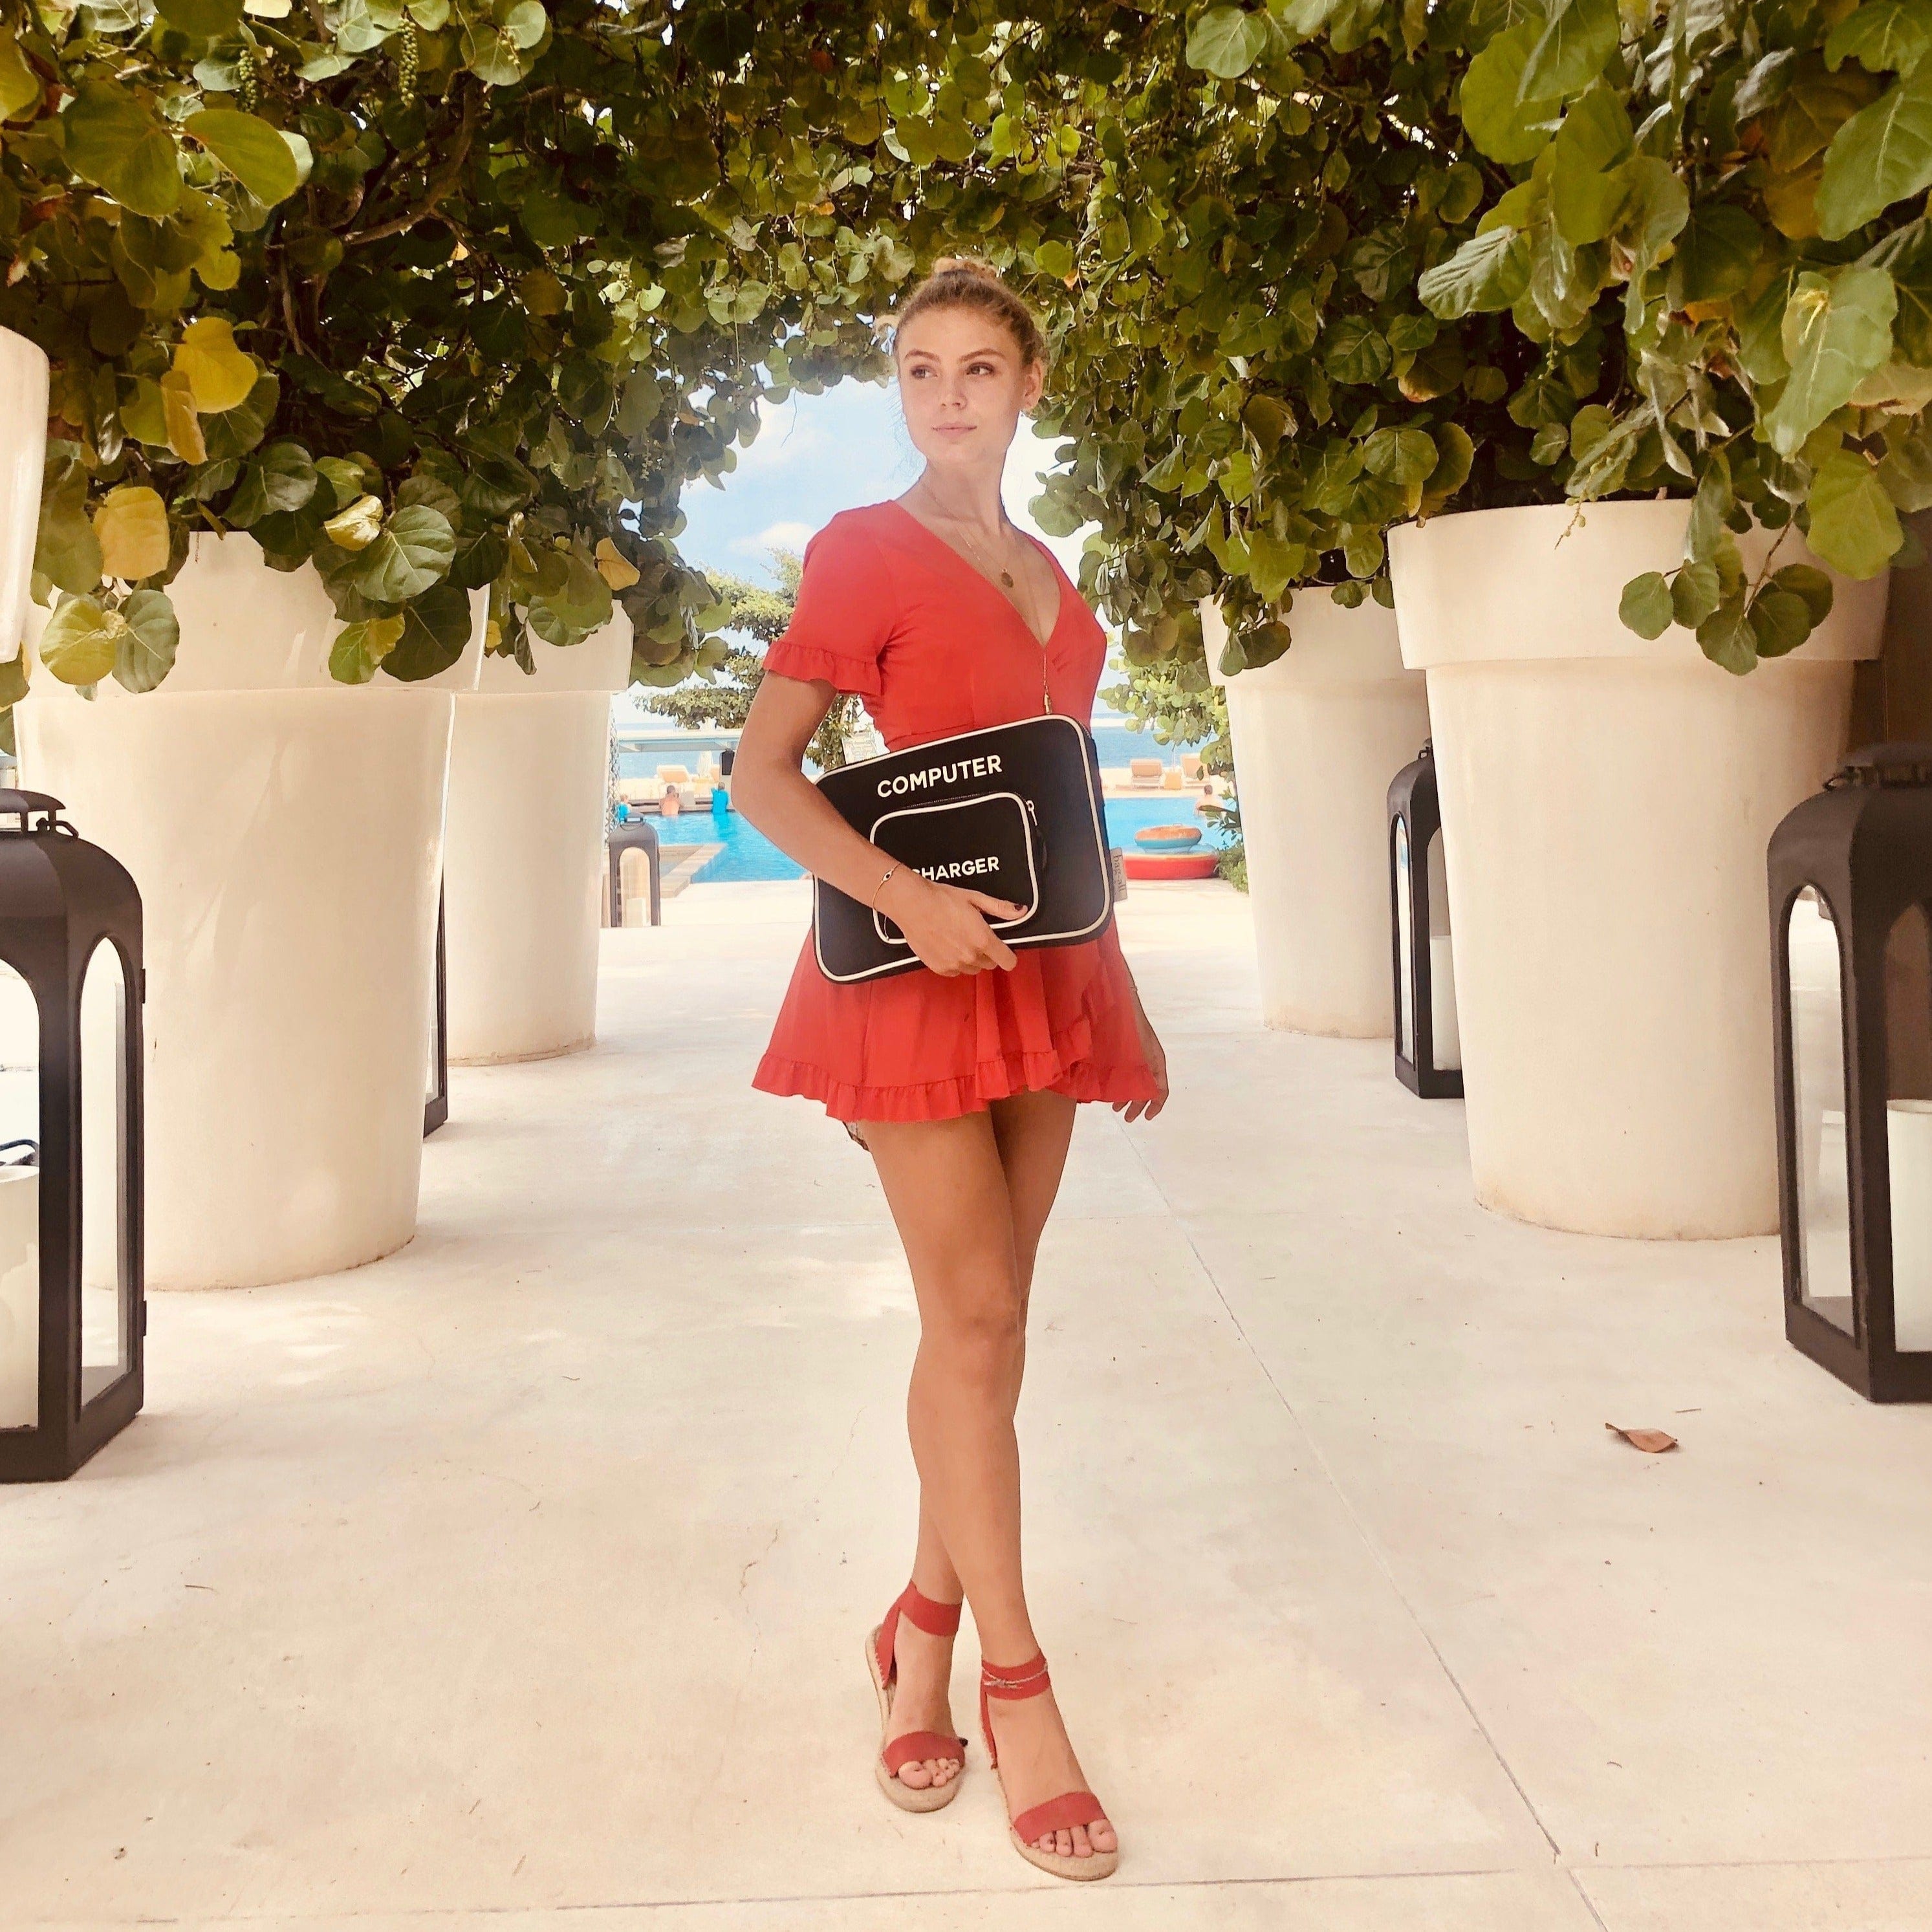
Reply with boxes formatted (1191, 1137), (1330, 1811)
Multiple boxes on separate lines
(869, 862), (902, 911)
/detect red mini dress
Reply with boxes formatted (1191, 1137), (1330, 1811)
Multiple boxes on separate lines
(751, 499), (1159, 1125)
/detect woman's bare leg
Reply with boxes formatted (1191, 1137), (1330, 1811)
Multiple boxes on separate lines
(863, 1092), (1114, 1860)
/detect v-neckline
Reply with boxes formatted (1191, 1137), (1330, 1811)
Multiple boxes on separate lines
(884, 498), (1068, 651)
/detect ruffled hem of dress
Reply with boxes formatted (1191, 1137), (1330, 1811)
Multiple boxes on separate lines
(759, 638), (884, 699)
(752, 1031), (1158, 1124)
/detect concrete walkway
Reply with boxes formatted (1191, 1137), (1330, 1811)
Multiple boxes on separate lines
(6, 878), (1932, 1930)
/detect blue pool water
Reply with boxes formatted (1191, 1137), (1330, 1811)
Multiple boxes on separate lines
(638, 792), (1227, 885)
(615, 720), (1209, 785)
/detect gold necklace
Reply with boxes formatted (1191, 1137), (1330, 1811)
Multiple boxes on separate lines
(910, 488), (1052, 713)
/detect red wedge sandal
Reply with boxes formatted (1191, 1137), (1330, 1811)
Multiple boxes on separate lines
(979, 1651), (1119, 1880)
(864, 1581), (969, 1812)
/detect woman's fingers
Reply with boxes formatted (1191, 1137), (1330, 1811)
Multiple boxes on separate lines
(962, 889), (1028, 920)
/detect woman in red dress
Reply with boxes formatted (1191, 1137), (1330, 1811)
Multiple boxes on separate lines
(733, 260), (1168, 1882)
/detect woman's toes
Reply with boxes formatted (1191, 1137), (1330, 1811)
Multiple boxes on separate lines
(1069, 1825), (1092, 1857)
(896, 1762), (933, 1789)
(1091, 1817), (1116, 1852)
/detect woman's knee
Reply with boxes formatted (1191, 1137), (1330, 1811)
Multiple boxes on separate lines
(924, 1268), (1026, 1384)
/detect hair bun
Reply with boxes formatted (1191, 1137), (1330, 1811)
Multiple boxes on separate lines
(931, 255), (999, 281)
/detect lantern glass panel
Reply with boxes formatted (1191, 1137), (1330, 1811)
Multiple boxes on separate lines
(0, 960), (38, 1431)
(1883, 904), (1932, 1353)
(1426, 827), (1460, 1074)
(1393, 814), (1415, 1061)
(1788, 886), (1854, 1336)
(78, 939), (130, 1407)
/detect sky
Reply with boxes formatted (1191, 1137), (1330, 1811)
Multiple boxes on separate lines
(621, 374), (1113, 726)
(670, 376), (1091, 589)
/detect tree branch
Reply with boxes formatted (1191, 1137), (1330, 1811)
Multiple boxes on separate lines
(347, 82), (483, 248)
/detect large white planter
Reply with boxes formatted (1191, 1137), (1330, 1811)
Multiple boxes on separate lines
(16, 534), (482, 1290)
(1389, 501), (1887, 1238)
(1204, 591), (1430, 1035)
(443, 614), (634, 1065)
(0, 330), (47, 659)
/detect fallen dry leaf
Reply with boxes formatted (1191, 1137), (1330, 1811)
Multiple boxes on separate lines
(1605, 1423), (1679, 1454)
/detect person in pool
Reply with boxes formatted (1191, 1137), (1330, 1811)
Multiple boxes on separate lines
(732, 257), (1169, 1883)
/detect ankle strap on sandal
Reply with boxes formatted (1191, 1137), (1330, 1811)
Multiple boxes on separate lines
(979, 1651), (1051, 1699)
(896, 1582), (963, 1637)
(977, 1651), (1050, 1768)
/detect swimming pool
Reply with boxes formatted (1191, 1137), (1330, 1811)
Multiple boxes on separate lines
(636, 792), (1228, 885)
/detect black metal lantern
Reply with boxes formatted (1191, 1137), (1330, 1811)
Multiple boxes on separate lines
(424, 884), (448, 1138)
(1387, 743), (1462, 1099)
(608, 819), (662, 928)
(0, 790), (144, 1481)
(1771, 744), (1932, 1402)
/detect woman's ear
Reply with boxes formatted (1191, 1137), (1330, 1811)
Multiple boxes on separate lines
(1020, 360), (1045, 411)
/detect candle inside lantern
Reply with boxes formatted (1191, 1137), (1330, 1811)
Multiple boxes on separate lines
(1430, 933), (1461, 1072)
(1888, 1100), (1932, 1352)
(0, 1164), (38, 1429)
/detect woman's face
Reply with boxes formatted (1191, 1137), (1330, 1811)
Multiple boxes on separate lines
(894, 303), (1042, 478)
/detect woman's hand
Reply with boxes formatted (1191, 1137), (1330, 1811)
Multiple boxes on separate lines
(879, 869), (1026, 977)
(1115, 998), (1169, 1123)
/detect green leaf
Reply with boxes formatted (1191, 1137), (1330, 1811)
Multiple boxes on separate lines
(1619, 571), (1674, 638)
(1462, 22), (1560, 164)
(200, 372), (280, 462)
(1666, 206), (1764, 307)
(1825, 0), (1932, 77)
(1245, 529), (1297, 602)
(155, 0), (243, 32)
(1697, 597), (1759, 675)
(226, 440), (318, 526)
(0, 32), (41, 121)
(186, 108), (303, 206)
(1750, 587), (1816, 658)
(1186, 6), (1270, 78)
(111, 589), (179, 693)
(1807, 449), (1904, 576)
(1817, 65), (1932, 239)
(0, 654), (27, 709)
(329, 615), (406, 685)
(1419, 423), (1475, 515)
(350, 505), (456, 603)
(1672, 559), (1722, 627)
(1520, 0), (1621, 103)
(39, 595), (124, 687)
(1418, 225), (1534, 316)
(63, 80), (182, 220)
(1766, 266), (1898, 455)
(381, 583), (474, 681)
(1321, 317), (1392, 385)
(36, 453), (103, 596)
(1772, 563), (1836, 625)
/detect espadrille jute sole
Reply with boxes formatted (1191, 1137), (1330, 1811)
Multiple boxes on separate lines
(864, 1624), (964, 1813)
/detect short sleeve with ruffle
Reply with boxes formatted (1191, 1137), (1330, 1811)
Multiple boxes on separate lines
(759, 511), (894, 699)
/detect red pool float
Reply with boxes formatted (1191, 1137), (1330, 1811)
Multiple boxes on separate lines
(1133, 823), (1204, 849)
(1123, 851), (1221, 880)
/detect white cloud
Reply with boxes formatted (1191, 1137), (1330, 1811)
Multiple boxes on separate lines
(732, 398), (825, 474)
(732, 520), (813, 557)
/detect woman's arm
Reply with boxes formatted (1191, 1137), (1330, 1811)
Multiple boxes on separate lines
(733, 670), (1029, 979)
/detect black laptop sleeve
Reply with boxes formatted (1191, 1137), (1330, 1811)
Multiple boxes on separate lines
(811, 714), (1114, 984)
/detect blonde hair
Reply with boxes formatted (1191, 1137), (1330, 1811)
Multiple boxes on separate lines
(887, 256), (1047, 369)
